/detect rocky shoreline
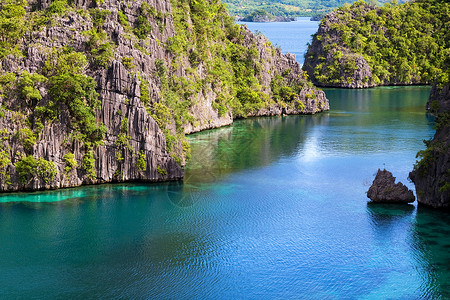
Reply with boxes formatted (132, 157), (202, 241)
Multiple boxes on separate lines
(237, 15), (295, 22)
(303, 1), (447, 89)
(0, 0), (329, 192)
(409, 84), (450, 209)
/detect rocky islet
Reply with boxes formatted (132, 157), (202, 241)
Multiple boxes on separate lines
(367, 169), (415, 204)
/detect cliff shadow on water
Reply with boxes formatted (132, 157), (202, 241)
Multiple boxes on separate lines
(163, 114), (329, 207)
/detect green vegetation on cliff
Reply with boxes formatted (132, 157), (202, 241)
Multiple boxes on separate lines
(148, 0), (321, 139)
(304, 0), (449, 87)
(410, 87), (450, 208)
(0, 0), (326, 191)
(0, 0), (27, 59)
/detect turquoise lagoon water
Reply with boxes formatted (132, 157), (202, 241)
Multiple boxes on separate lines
(238, 17), (319, 64)
(2, 86), (450, 299)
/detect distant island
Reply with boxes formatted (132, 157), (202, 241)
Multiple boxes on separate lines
(224, 0), (407, 21)
(238, 9), (295, 22)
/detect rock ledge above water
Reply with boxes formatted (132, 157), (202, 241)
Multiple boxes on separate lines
(367, 169), (415, 203)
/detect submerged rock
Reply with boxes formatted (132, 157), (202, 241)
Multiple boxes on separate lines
(367, 169), (415, 203)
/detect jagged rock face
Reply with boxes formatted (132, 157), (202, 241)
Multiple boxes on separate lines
(367, 169), (415, 203)
(303, 10), (375, 89)
(0, 0), (329, 192)
(184, 26), (329, 134)
(409, 84), (450, 209)
(184, 28), (329, 131)
(303, 1), (448, 89)
(303, 12), (374, 89)
(427, 84), (450, 115)
(0, 56), (184, 191)
(0, 0), (185, 192)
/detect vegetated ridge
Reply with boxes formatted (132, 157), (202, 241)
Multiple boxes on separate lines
(238, 9), (295, 22)
(0, 0), (328, 192)
(303, 0), (448, 88)
(223, 0), (407, 20)
(303, 0), (449, 208)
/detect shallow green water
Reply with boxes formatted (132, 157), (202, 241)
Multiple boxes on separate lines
(1, 86), (450, 299)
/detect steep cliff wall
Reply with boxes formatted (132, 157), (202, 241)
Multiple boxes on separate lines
(0, 0), (328, 191)
(303, 0), (449, 88)
(409, 84), (450, 209)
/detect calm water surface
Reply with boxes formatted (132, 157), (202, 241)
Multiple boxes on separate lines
(2, 86), (450, 299)
(238, 17), (319, 64)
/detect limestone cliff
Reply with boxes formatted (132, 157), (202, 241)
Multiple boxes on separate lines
(303, 7), (374, 88)
(0, 0), (328, 191)
(409, 84), (450, 209)
(303, 0), (449, 88)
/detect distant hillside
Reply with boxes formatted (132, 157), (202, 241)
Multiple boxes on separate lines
(240, 8), (295, 21)
(224, 0), (407, 19)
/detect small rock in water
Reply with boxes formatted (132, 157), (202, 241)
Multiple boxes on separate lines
(367, 169), (415, 203)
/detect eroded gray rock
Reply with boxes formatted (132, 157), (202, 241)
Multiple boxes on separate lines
(0, 0), (329, 192)
(409, 84), (450, 209)
(367, 169), (415, 203)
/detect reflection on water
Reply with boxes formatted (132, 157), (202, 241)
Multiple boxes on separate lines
(0, 183), (160, 204)
(187, 86), (433, 188)
(186, 115), (327, 184)
(365, 203), (450, 300)
(366, 202), (415, 225)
